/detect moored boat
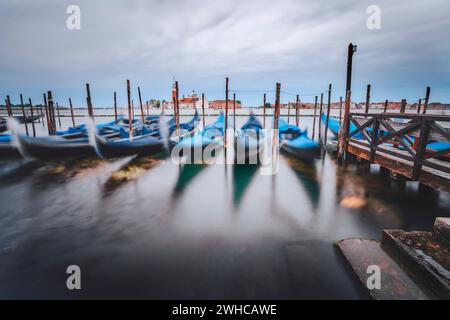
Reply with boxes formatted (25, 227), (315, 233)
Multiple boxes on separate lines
(279, 120), (320, 162)
(0, 134), (21, 158)
(234, 113), (264, 164)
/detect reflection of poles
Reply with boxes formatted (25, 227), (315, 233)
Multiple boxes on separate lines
(19, 94), (29, 136)
(29, 98), (36, 137)
(312, 95), (318, 140)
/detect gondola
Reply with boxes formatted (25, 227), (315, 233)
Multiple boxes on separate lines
(175, 112), (224, 163)
(95, 111), (199, 158)
(234, 113), (264, 164)
(0, 134), (21, 158)
(17, 118), (134, 160)
(321, 113), (363, 139)
(18, 132), (95, 160)
(0, 120), (7, 133)
(56, 117), (137, 136)
(279, 119), (320, 162)
(14, 114), (42, 124)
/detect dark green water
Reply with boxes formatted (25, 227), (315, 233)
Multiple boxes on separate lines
(0, 114), (449, 299)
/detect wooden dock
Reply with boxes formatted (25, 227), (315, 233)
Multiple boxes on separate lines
(339, 112), (450, 193)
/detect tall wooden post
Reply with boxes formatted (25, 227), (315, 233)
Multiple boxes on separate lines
(295, 94), (300, 127)
(384, 99), (389, 113)
(263, 93), (266, 128)
(318, 93), (324, 141)
(69, 98), (76, 127)
(346, 43), (356, 93)
(365, 84), (371, 114)
(400, 99), (407, 113)
(56, 102), (62, 128)
(175, 81), (180, 132)
(6, 95), (13, 117)
(28, 98), (36, 137)
(126, 80), (133, 140)
(324, 84), (332, 144)
(287, 99), (291, 124)
(201, 93), (205, 128)
(339, 90), (352, 159)
(312, 95), (318, 140)
(274, 83), (281, 130)
(339, 96), (343, 127)
(19, 94), (29, 136)
(138, 86), (145, 123)
(146, 101), (149, 116)
(233, 93), (236, 133)
(225, 77), (229, 147)
(113, 91), (118, 124)
(422, 86), (430, 114)
(86, 83), (94, 120)
(417, 99), (422, 114)
(47, 91), (56, 135)
(43, 93), (50, 132)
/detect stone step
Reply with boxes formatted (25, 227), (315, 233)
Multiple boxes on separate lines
(336, 238), (431, 300)
(434, 218), (450, 247)
(382, 230), (450, 299)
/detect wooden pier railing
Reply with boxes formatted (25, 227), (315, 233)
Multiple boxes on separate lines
(340, 112), (450, 193)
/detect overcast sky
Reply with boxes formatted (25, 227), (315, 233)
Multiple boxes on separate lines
(0, 0), (449, 107)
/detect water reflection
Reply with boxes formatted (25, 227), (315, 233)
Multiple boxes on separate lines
(284, 156), (320, 210)
(172, 164), (207, 198)
(232, 164), (259, 209)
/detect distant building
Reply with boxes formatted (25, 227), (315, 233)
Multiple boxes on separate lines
(162, 89), (202, 109)
(209, 100), (242, 109)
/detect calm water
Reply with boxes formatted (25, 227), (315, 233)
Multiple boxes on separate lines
(1, 112), (449, 299)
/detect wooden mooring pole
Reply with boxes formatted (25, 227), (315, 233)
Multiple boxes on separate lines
(201, 93), (205, 128)
(323, 84), (332, 145)
(423, 86), (430, 115)
(5, 95), (12, 117)
(175, 81), (180, 133)
(417, 99), (422, 114)
(28, 98), (36, 137)
(295, 94), (300, 127)
(146, 101), (149, 116)
(318, 93), (324, 142)
(274, 83), (281, 130)
(384, 99), (388, 113)
(225, 77), (229, 147)
(339, 96), (343, 127)
(312, 95), (318, 140)
(86, 83), (94, 121)
(287, 99), (291, 124)
(400, 99), (407, 114)
(338, 90), (352, 160)
(365, 84), (371, 114)
(114, 91), (118, 124)
(47, 91), (56, 135)
(263, 93), (266, 128)
(56, 102), (62, 128)
(126, 80), (133, 140)
(19, 94), (29, 136)
(43, 93), (50, 132)
(138, 86), (145, 124)
(69, 98), (76, 127)
(233, 93), (236, 133)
